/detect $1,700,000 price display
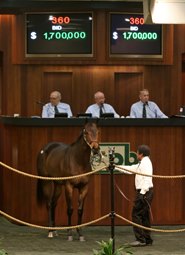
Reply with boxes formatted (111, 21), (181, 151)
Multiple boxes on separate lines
(112, 31), (158, 41)
(30, 31), (87, 41)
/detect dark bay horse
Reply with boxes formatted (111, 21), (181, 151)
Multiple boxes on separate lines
(37, 122), (100, 241)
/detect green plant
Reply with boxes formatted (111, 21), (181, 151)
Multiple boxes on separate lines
(93, 238), (133, 255)
(0, 249), (8, 255)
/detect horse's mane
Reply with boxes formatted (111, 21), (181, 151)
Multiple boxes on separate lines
(70, 131), (84, 147)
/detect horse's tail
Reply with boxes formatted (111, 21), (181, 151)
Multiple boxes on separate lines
(37, 179), (45, 206)
(36, 149), (46, 206)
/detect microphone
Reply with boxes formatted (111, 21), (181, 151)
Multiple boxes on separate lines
(100, 103), (104, 110)
(36, 101), (45, 105)
(99, 103), (104, 117)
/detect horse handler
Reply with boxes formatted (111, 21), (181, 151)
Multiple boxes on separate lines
(117, 144), (154, 247)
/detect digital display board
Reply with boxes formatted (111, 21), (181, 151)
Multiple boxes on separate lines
(25, 13), (93, 57)
(110, 13), (163, 58)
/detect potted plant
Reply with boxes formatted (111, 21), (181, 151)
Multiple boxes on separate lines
(0, 250), (8, 255)
(93, 238), (133, 255)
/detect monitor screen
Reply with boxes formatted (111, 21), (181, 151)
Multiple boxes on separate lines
(100, 113), (114, 118)
(55, 113), (68, 118)
(77, 113), (92, 118)
(109, 13), (163, 58)
(25, 12), (93, 57)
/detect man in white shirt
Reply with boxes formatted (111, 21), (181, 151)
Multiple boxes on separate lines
(117, 144), (154, 247)
(85, 91), (120, 118)
(42, 91), (73, 118)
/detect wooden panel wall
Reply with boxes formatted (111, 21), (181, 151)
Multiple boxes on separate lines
(0, 51), (2, 115)
(42, 71), (73, 106)
(182, 55), (185, 104)
(115, 72), (143, 116)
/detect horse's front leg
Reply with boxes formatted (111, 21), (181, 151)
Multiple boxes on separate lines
(65, 183), (74, 241)
(77, 185), (89, 241)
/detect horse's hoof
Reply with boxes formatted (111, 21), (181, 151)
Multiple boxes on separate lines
(68, 236), (73, 241)
(79, 236), (85, 242)
(53, 231), (58, 237)
(48, 232), (54, 238)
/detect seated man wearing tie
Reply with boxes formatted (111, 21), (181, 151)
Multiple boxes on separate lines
(42, 91), (73, 118)
(130, 89), (168, 118)
(85, 91), (120, 118)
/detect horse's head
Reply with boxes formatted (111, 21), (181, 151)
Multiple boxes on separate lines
(83, 122), (100, 151)
(83, 122), (103, 168)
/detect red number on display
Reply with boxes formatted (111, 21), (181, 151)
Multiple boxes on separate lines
(130, 17), (144, 25)
(52, 16), (70, 24)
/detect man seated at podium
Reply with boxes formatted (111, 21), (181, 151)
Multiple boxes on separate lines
(42, 91), (73, 118)
(129, 89), (168, 118)
(85, 91), (120, 118)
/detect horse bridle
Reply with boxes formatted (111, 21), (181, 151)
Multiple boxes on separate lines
(83, 128), (103, 168)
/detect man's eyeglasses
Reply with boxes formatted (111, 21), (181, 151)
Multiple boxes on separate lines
(50, 97), (58, 100)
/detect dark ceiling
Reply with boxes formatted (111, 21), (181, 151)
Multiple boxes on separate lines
(0, 1), (143, 14)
